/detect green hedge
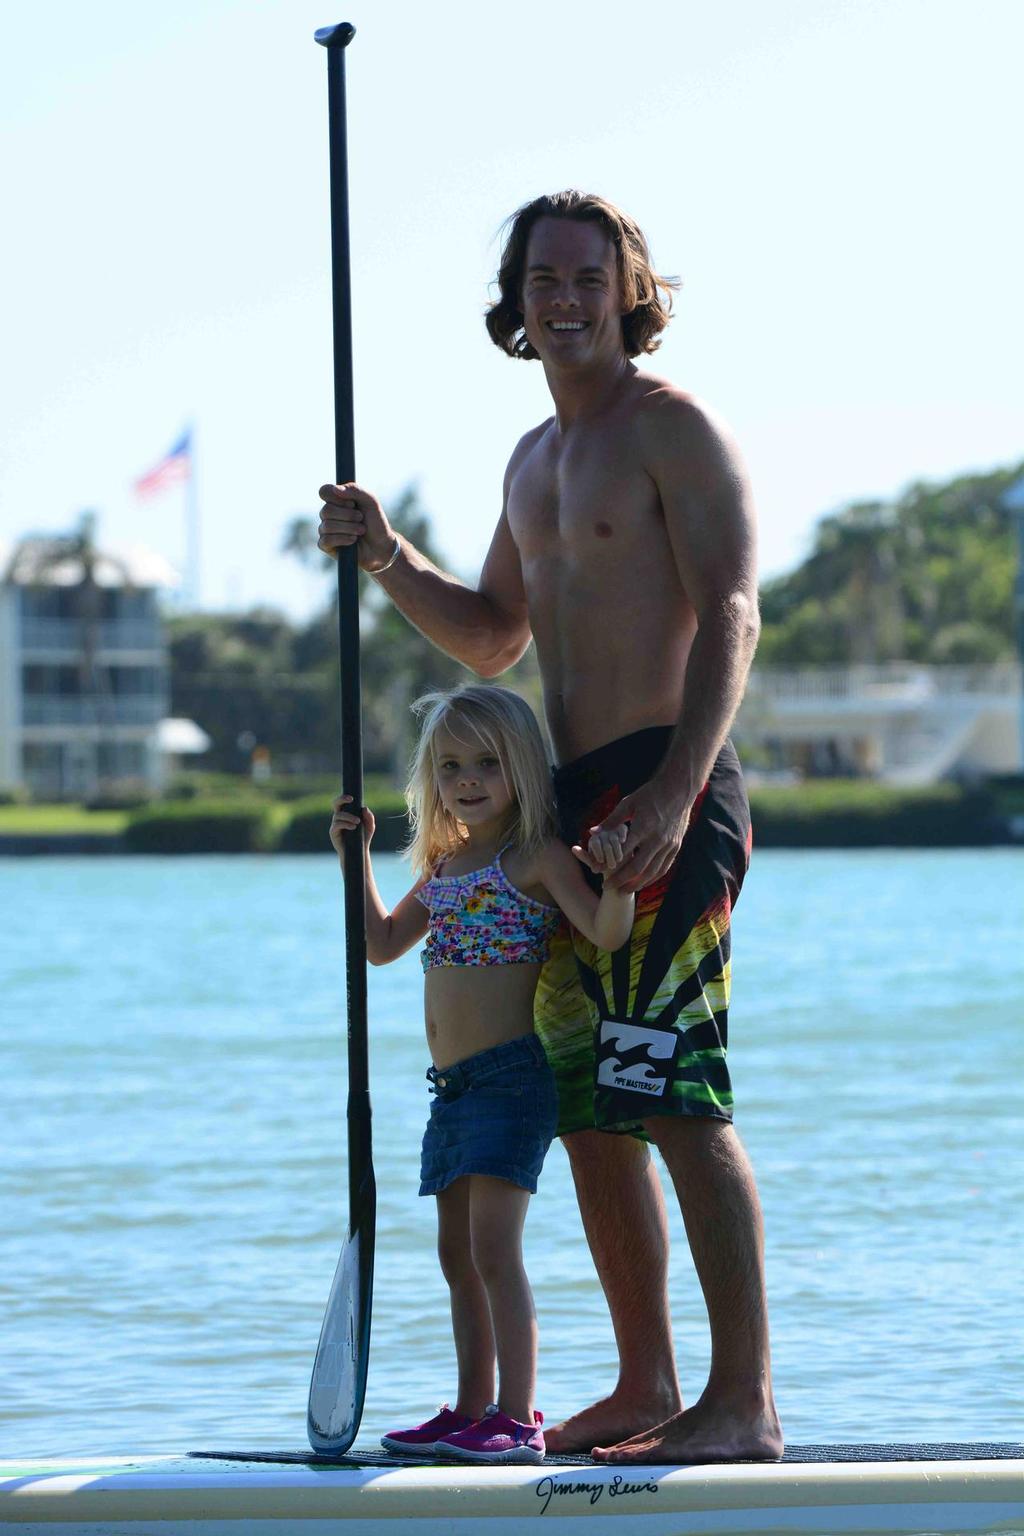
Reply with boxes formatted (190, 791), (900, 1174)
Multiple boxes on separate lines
(748, 780), (999, 847)
(164, 771), (395, 804)
(988, 773), (1024, 818)
(278, 791), (411, 854)
(163, 772), (265, 803)
(125, 801), (274, 853)
(109, 779), (1009, 852)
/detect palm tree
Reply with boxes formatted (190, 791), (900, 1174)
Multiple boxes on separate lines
(282, 486), (469, 779)
(281, 513), (331, 571)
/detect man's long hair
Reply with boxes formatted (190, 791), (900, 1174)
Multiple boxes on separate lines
(485, 189), (679, 361)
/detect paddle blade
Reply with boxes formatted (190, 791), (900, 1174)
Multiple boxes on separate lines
(306, 1172), (376, 1453)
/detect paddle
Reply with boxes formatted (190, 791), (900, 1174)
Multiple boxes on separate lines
(306, 20), (375, 1456)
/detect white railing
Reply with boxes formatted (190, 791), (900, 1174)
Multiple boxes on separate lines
(745, 661), (1021, 705)
(928, 662), (1021, 696)
(18, 619), (163, 653)
(21, 697), (166, 726)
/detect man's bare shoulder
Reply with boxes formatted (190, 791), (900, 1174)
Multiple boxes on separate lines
(632, 374), (735, 449)
(630, 374), (744, 490)
(503, 417), (555, 486)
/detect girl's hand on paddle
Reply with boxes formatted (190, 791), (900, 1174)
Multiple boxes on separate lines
(594, 781), (692, 893)
(330, 794), (375, 856)
(573, 822), (629, 874)
(318, 483), (397, 572)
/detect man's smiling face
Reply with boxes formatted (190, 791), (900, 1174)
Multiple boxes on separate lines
(521, 217), (625, 369)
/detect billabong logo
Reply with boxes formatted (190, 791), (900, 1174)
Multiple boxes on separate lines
(597, 1019), (678, 1097)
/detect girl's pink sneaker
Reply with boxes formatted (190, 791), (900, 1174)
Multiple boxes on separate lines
(438, 1405), (545, 1464)
(380, 1404), (474, 1456)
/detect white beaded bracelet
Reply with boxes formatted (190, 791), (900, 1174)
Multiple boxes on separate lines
(367, 535), (401, 576)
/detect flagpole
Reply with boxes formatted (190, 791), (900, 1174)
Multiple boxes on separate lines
(1002, 474), (1024, 772)
(185, 423), (200, 609)
(132, 430), (196, 608)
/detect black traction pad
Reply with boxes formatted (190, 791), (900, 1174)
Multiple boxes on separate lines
(190, 1441), (1024, 1468)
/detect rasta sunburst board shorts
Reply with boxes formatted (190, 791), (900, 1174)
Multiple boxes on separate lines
(534, 729), (751, 1136)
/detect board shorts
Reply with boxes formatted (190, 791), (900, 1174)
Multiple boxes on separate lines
(419, 1033), (559, 1196)
(534, 729), (751, 1136)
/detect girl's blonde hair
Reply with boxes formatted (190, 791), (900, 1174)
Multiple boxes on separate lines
(405, 684), (556, 874)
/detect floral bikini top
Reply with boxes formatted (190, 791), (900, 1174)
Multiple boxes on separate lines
(416, 846), (563, 971)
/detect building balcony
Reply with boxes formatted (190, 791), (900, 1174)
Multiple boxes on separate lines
(742, 661), (1021, 713)
(736, 661), (1022, 783)
(18, 618), (163, 654)
(21, 696), (167, 727)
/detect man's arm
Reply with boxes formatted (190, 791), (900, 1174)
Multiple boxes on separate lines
(317, 455), (532, 677)
(598, 397), (760, 891)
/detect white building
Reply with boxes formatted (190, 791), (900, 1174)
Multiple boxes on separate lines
(735, 662), (1022, 784)
(0, 535), (179, 800)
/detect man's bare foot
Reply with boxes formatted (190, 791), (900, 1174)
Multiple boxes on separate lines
(592, 1399), (783, 1465)
(545, 1388), (682, 1457)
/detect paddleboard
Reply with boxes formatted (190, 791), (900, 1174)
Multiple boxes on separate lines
(1, 1442), (1022, 1534)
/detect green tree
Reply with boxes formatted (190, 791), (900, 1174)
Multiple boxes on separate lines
(758, 463), (1020, 666)
(169, 608), (336, 773)
(280, 512), (330, 571)
(174, 485), (548, 780)
(358, 485), (471, 776)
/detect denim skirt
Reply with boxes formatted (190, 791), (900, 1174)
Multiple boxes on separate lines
(419, 1033), (559, 1196)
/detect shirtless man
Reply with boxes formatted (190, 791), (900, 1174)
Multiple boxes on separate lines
(317, 190), (782, 1465)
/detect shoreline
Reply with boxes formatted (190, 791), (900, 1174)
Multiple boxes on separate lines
(2, 777), (1021, 856)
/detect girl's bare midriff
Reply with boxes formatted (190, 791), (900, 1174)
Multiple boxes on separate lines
(424, 962), (544, 1070)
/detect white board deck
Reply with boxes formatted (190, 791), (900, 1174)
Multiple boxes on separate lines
(1, 1447), (1022, 1535)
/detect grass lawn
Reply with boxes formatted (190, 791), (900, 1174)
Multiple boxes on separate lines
(0, 800), (293, 845)
(0, 805), (129, 836)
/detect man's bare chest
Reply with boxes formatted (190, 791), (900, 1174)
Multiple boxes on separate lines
(507, 432), (663, 558)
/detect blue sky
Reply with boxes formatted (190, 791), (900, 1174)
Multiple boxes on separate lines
(1, 0), (1021, 616)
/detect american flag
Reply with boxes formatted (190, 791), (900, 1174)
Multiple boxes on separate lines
(133, 429), (192, 499)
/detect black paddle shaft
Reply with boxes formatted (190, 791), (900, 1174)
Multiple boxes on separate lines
(306, 22), (375, 1456)
(316, 22), (370, 1224)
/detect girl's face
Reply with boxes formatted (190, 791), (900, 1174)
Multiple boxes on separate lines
(433, 724), (514, 830)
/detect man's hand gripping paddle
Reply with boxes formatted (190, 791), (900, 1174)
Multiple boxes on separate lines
(306, 21), (375, 1456)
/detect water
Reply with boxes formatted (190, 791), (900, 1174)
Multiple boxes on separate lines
(1, 850), (1022, 1457)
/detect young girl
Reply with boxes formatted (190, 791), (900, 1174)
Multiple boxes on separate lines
(330, 683), (633, 1465)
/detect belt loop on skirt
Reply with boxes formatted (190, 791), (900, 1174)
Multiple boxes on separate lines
(426, 1061), (467, 1099)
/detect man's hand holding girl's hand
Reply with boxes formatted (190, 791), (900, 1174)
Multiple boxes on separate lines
(577, 779), (693, 893)
(572, 822), (629, 875)
(318, 483), (397, 571)
(330, 794), (375, 857)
